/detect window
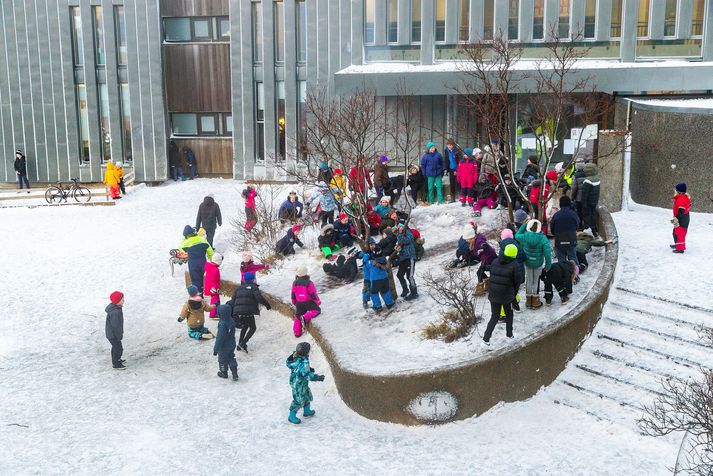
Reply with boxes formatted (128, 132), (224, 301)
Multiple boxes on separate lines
(508, 0), (520, 40)
(70, 7), (84, 66)
(411, 0), (421, 42)
(274, 1), (285, 62)
(483, 0), (494, 40)
(119, 83), (132, 162)
(255, 82), (265, 161)
(558, 0), (570, 39)
(92, 6), (105, 65)
(218, 17), (230, 40)
(435, 0), (446, 42)
(98, 83), (111, 162)
(276, 81), (286, 160)
(297, 1), (306, 61)
(533, 0), (545, 40)
(298, 80), (307, 160)
(192, 18), (211, 40)
(172, 113), (198, 135)
(584, 0), (596, 39)
(663, 0), (677, 37)
(459, 0), (469, 42)
(164, 18), (191, 41)
(365, 0), (375, 44)
(252, 3), (263, 62)
(387, 0), (398, 43)
(610, 0), (622, 38)
(637, 0), (650, 38)
(692, 0), (705, 36)
(114, 6), (127, 65)
(76, 84), (89, 163)
(224, 115), (233, 135)
(198, 114), (217, 134)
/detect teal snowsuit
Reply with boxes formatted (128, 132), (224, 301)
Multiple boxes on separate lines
(286, 353), (321, 411)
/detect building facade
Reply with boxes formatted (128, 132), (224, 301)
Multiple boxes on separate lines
(0, 0), (712, 183)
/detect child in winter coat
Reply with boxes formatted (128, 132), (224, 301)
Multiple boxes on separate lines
(115, 162), (126, 194)
(104, 162), (122, 199)
(334, 214), (357, 247)
(455, 224), (479, 267)
(323, 248), (360, 283)
(576, 228), (611, 273)
(318, 224), (340, 259)
(541, 261), (577, 305)
(496, 174), (521, 210)
(178, 285), (216, 340)
(105, 291), (125, 370)
(286, 342), (325, 424)
(243, 185), (258, 231)
(514, 208), (529, 230)
(279, 191), (304, 223)
(231, 272), (272, 353)
(483, 244), (523, 344)
(275, 224), (304, 256)
(204, 253), (223, 320)
(374, 196), (392, 219)
(240, 251), (269, 283)
(307, 182), (339, 226)
(457, 148), (479, 207)
(499, 229), (526, 311)
(366, 203), (382, 236)
(519, 156), (540, 186)
(671, 183), (691, 253)
(179, 225), (214, 294)
(516, 219), (552, 310)
(407, 165), (425, 204)
(213, 304), (239, 381)
(473, 175), (497, 216)
(474, 230), (498, 295)
(361, 240), (375, 308)
(291, 267), (321, 337)
(362, 246), (395, 313)
(330, 168), (347, 200)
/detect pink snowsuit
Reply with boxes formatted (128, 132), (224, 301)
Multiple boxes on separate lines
(204, 261), (221, 319)
(456, 158), (478, 205)
(291, 276), (321, 337)
(240, 261), (269, 283)
(245, 188), (257, 231)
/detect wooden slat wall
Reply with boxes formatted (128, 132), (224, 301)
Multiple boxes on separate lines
(164, 44), (231, 112)
(173, 138), (233, 176)
(160, 0), (229, 17)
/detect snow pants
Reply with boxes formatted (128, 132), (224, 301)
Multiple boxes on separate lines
(370, 278), (394, 309)
(188, 261), (205, 294)
(673, 226), (688, 251)
(208, 293), (220, 318)
(397, 258), (417, 296)
(245, 207), (257, 231)
(426, 176), (443, 204)
(473, 197), (497, 212)
(238, 315), (256, 344)
(483, 301), (513, 342)
(459, 187), (474, 205)
(446, 170), (458, 201)
(294, 301), (321, 337)
(188, 326), (211, 340)
(205, 227), (217, 248)
(362, 280), (371, 305)
(582, 206), (599, 235)
(525, 266), (542, 295)
(555, 244), (579, 266)
(107, 338), (123, 366)
(576, 251), (588, 273)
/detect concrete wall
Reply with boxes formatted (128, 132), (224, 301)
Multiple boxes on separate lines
(597, 132), (627, 212)
(630, 104), (713, 212)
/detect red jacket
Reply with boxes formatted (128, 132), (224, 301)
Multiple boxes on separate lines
(348, 166), (373, 192)
(204, 261), (221, 296)
(673, 193), (691, 216)
(245, 188), (256, 209)
(529, 183), (550, 204)
(368, 210), (382, 229)
(456, 158), (478, 188)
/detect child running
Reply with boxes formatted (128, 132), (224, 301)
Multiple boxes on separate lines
(286, 342), (325, 424)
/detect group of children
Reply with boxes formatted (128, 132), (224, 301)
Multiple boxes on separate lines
(103, 162), (126, 200)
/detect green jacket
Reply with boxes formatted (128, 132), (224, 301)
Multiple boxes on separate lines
(576, 235), (607, 254)
(515, 223), (552, 270)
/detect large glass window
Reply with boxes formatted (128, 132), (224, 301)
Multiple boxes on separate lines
(274, 1), (285, 62)
(76, 84), (89, 163)
(92, 6), (105, 65)
(411, 0), (421, 42)
(435, 0), (446, 42)
(164, 18), (191, 41)
(692, 0), (705, 36)
(252, 2), (263, 62)
(119, 83), (132, 162)
(298, 80), (307, 160)
(610, 0), (622, 38)
(558, 0), (570, 39)
(98, 83), (111, 162)
(114, 6), (127, 65)
(70, 7), (84, 66)
(388, 0), (398, 43)
(276, 81), (286, 160)
(365, 0), (375, 44)
(584, 0), (596, 38)
(508, 0), (520, 40)
(483, 0), (495, 40)
(172, 113), (198, 135)
(533, 0), (545, 40)
(297, 1), (306, 61)
(459, 0), (469, 41)
(255, 82), (265, 161)
(664, 0), (677, 37)
(218, 17), (230, 40)
(637, 0), (650, 38)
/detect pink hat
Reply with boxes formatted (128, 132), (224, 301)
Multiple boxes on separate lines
(501, 229), (513, 240)
(292, 224), (303, 233)
(242, 251), (253, 262)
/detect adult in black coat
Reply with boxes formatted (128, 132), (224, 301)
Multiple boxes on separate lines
(541, 261), (575, 305)
(230, 274), (271, 352)
(14, 150), (30, 190)
(105, 292), (125, 369)
(483, 245), (523, 344)
(196, 194), (222, 247)
(213, 304), (238, 380)
(550, 195), (580, 265)
(168, 141), (183, 181)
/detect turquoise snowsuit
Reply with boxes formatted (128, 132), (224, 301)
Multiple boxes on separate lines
(286, 353), (321, 411)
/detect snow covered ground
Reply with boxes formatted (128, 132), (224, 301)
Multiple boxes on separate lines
(0, 179), (700, 475)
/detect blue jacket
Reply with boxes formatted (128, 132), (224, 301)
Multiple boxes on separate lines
(308, 188), (338, 212)
(364, 255), (388, 281)
(374, 204), (391, 219)
(397, 228), (416, 261)
(550, 207), (580, 247)
(213, 304), (236, 357)
(361, 252), (373, 281)
(279, 198), (303, 218)
(333, 220), (353, 238)
(420, 151), (444, 177)
(499, 237), (527, 274)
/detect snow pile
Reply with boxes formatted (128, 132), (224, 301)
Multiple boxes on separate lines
(407, 391), (459, 422)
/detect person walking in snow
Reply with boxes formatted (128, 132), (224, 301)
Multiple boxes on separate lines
(179, 225), (214, 294)
(420, 142), (445, 204)
(168, 141), (184, 181)
(240, 251), (269, 284)
(178, 285), (215, 340)
(195, 194), (222, 247)
(444, 138), (462, 202)
(671, 183), (691, 254)
(499, 228), (526, 312)
(275, 224), (304, 256)
(213, 304), (239, 381)
(515, 219), (552, 310)
(14, 149), (30, 191)
(104, 162), (122, 200)
(286, 342), (325, 424)
(115, 162), (126, 195)
(204, 253), (223, 320)
(230, 272), (271, 353)
(483, 244), (522, 346)
(291, 266), (321, 337)
(363, 245), (395, 313)
(243, 185), (258, 232)
(183, 146), (197, 179)
(105, 291), (126, 370)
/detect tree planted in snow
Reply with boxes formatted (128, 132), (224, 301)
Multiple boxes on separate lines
(421, 268), (481, 343)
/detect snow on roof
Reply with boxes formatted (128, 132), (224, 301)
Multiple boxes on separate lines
(629, 97), (713, 109)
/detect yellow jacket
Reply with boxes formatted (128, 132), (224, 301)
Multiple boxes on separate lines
(330, 175), (347, 199)
(104, 163), (119, 187)
(179, 298), (214, 329)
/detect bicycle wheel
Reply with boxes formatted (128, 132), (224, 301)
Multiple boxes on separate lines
(45, 186), (63, 204)
(72, 186), (92, 203)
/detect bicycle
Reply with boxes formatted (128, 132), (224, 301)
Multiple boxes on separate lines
(45, 179), (92, 204)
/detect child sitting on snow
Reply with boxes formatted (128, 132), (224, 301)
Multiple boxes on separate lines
(240, 251), (269, 284)
(204, 253), (223, 320)
(454, 223), (479, 267)
(323, 247), (360, 283)
(473, 175), (497, 216)
(178, 285), (216, 340)
(363, 246), (395, 313)
(318, 224), (340, 259)
(576, 228), (612, 273)
(291, 266), (321, 337)
(275, 224), (304, 256)
(286, 342), (325, 424)
(333, 213), (357, 247)
(213, 304), (239, 381)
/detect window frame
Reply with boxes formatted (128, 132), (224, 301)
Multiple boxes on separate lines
(70, 6), (84, 66)
(532, 0), (546, 41)
(163, 17), (192, 42)
(411, 0), (422, 43)
(223, 114), (233, 136)
(663, 0), (678, 38)
(171, 113), (198, 136)
(217, 16), (230, 41)
(198, 113), (219, 135)
(92, 5), (106, 66)
(583, 0), (597, 40)
(191, 17), (212, 41)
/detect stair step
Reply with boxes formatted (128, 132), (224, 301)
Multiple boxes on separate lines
(605, 305), (706, 345)
(604, 315), (711, 353)
(612, 289), (713, 328)
(616, 287), (713, 316)
(590, 342), (698, 382)
(547, 381), (642, 426)
(561, 366), (657, 410)
(574, 363), (665, 397)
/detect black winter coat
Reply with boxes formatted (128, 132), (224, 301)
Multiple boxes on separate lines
(550, 207), (580, 247)
(323, 255), (359, 282)
(213, 304), (236, 357)
(407, 171), (425, 191)
(169, 144), (181, 167)
(105, 303), (124, 340)
(318, 230), (336, 249)
(378, 232), (397, 256)
(14, 155), (27, 175)
(230, 282), (270, 317)
(541, 262), (573, 296)
(275, 229), (303, 255)
(196, 196), (222, 230)
(488, 256), (523, 304)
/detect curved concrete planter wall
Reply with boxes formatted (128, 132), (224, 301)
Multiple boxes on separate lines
(219, 207), (618, 425)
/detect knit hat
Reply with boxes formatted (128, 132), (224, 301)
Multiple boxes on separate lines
(464, 148), (473, 157)
(554, 162), (564, 173)
(368, 236), (377, 244)
(183, 225), (196, 237)
(462, 225), (476, 240)
(187, 285), (199, 297)
(504, 244), (518, 259)
(296, 342), (311, 357)
(473, 148), (482, 156)
(109, 291), (124, 304)
(339, 213), (348, 221)
(379, 155), (389, 163)
(501, 228), (513, 240)
(242, 251), (253, 262)
(580, 228), (594, 238)
(559, 195), (572, 208)
(675, 183), (687, 193)
(295, 265), (308, 277)
(379, 196), (390, 204)
(212, 253), (223, 265)
(334, 168), (342, 175)
(527, 219), (542, 233)
(426, 141), (436, 150)
(546, 170), (559, 182)
(15, 149), (22, 154)
(514, 208), (529, 223)
(243, 272), (255, 283)
(292, 224), (303, 233)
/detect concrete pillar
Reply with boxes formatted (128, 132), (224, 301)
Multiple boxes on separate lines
(649, 0), (664, 39)
(677, 0), (693, 38)
(620, 0), (638, 62)
(521, 0), (535, 41)
(398, 0), (411, 45)
(421, 0), (435, 64)
(445, 0), (459, 43)
(545, 0), (559, 40)
(284, 0), (298, 163)
(375, 0), (388, 44)
(597, 0), (613, 40)
(262, 0), (276, 162)
(351, 0), (364, 65)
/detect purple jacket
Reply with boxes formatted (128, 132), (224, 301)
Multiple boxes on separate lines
(475, 234), (497, 266)
(291, 276), (321, 306)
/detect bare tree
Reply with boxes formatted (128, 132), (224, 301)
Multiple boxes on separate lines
(421, 268), (481, 342)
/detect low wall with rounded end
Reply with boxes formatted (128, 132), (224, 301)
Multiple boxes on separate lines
(220, 208), (618, 425)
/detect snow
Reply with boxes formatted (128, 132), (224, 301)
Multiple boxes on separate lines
(0, 178), (697, 474)
(629, 97), (713, 110)
(407, 391), (459, 422)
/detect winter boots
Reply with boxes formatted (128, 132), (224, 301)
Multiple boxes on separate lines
(230, 364), (239, 381)
(474, 278), (490, 296)
(303, 403), (315, 417)
(525, 295), (543, 309)
(288, 410), (301, 424)
(217, 363), (229, 379)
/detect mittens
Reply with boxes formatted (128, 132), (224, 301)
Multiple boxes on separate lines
(315, 374), (326, 381)
(177, 317), (184, 322)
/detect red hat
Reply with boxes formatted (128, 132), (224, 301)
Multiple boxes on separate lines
(110, 291), (124, 304)
(339, 213), (348, 221)
(546, 170), (559, 181)
(334, 168), (342, 175)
